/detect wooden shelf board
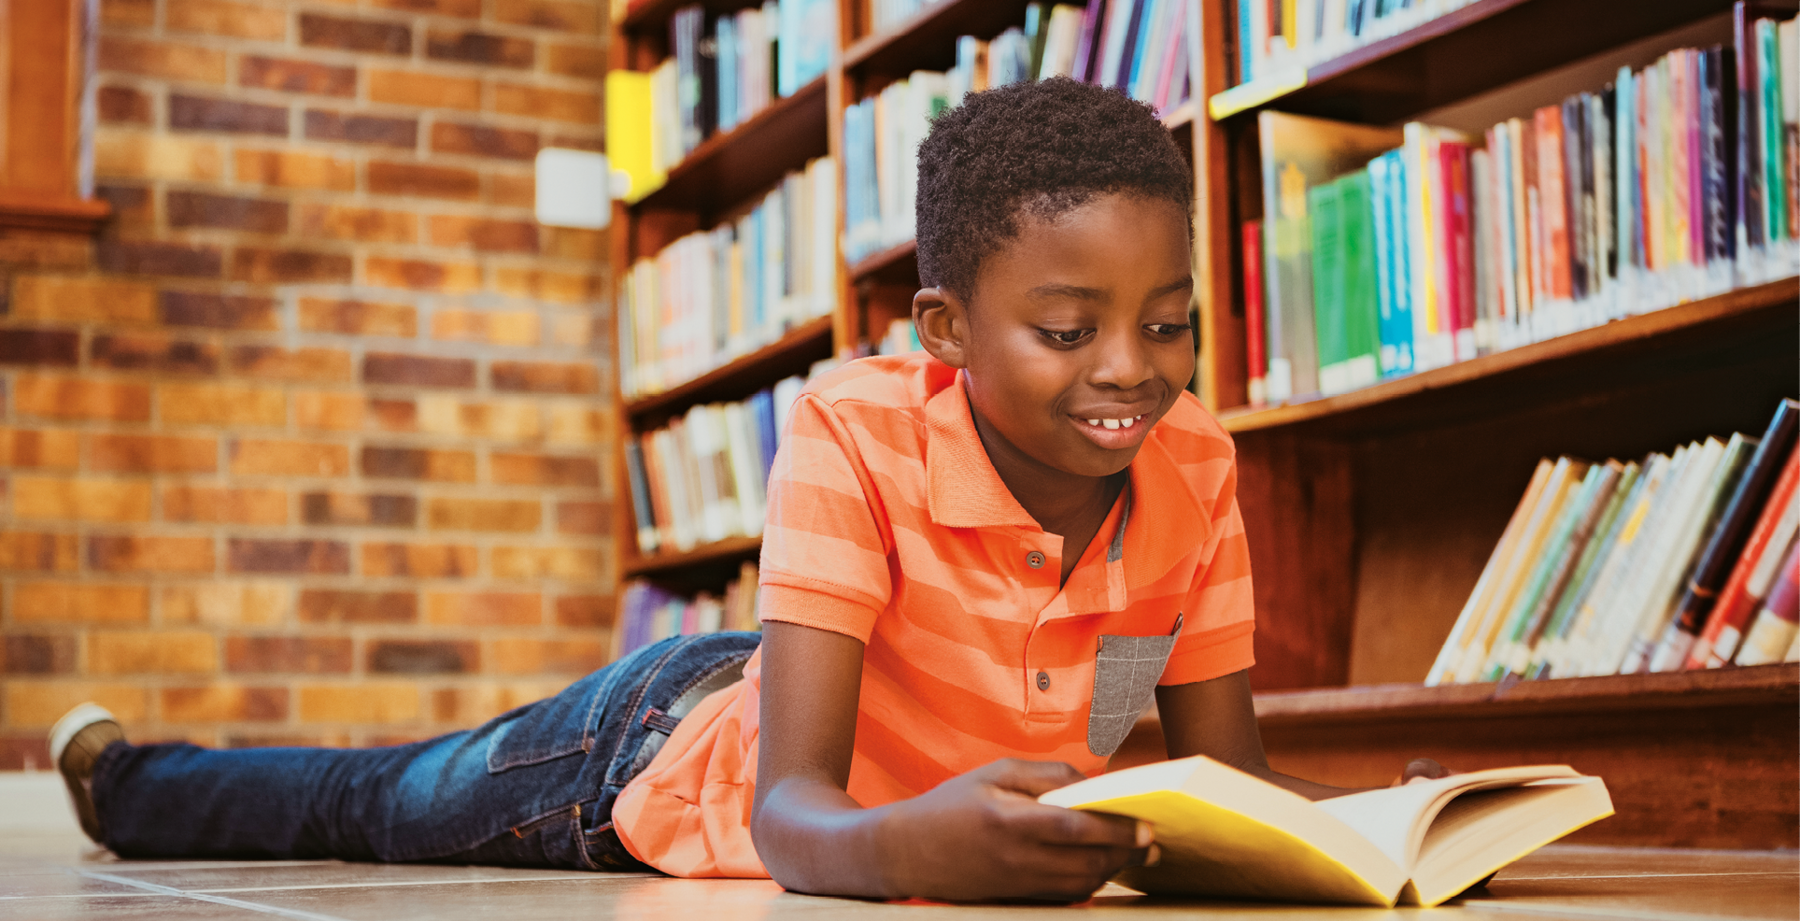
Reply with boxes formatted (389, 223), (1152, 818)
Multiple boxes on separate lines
(1208, 0), (1745, 124)
(1252, 664), (1800, 725)
(631, 76), (829, 216)
(618, 0), (755, 37)
(849, 239), (918, 284)
(1160, 100), (1200, 130)
(624, 535), (763, 577)
(1217, 277), (1800, 435)
(844, 0), (1037, 77)
(623, 314), (834, 425)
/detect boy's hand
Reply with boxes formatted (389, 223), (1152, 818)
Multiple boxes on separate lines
(879, 759), (1154, 903)
(1396, 758), (1455, 786)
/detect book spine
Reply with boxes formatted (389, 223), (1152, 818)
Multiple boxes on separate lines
(1734, 542), (1800, 665)
(1309, 177), (1349, 396)
(1537, 105), (1574, 302)
(1758, 18), (1788, 242)
(1074, 0), (1108, 84)
(624, 438), (660, 556)
(1442, 141), (1476, 360)
(1692, 449), (1800, 666)
(1243, 219), (1268, 406)
(1340, 169), (1381, 389)
(1530, 462), (1643, 679)
(1736, 2), (1765, 251)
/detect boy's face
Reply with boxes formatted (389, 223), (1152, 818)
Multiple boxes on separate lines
(915, 192), (1195, 481)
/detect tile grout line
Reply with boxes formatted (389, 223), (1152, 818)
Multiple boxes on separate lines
(1459, 897), (1770, 921)
(73, 870), (354, 921)
(188, 873), (659, 894)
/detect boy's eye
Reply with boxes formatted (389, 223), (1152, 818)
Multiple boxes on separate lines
(1146, 323), (1194, 337)
(1039, 328), (1092, 345)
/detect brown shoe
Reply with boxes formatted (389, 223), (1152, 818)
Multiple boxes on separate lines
(49, 702), (124, 843)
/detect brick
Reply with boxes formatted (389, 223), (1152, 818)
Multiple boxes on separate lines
(368, 639), (477, 674)
(426, 497), (540, 532)
(97, 184), (153, 228)
(367, 69), (480, 111)
(167, 190), (288, 233)
(103, 0), (155, 28)
(548, 130), (604, 151)
(364, 257), (480, 293)
(299, 297), (417, 336)
(431, 308), (540, 346)
(293, 391), (365, 431)
(230, 247), (354, 285)
(169, 94), (288, 135)
(90, 434), (218, 473)
(2, 635), (77, 674)
(371, 0), (482, 14)
(228, 345), (354, 383)
(168, 0), (287, 40)
(0, 329), (79, 366)
(298, 590), (417, 625)
(303, 109), (417, 148)
(555, 594), (614, 628)
(158, 291), (280, 331)
(91, 334), (220, 375)
(490, 637), (606, 675)
(162, 685), (288, 722)
(426, 29), (533, 67)
(100, 37), (228, 83)
(0, 532), (79, 572)
(491, 361), (598, 394)
(14, 375), (150, 421)
(13, 277), (156, 324)
(229, 439), (350, 477)
(240, 56), (356, 97)
(542, 226), (607, 261)
(368, 161), (479, 200)
(227, 538), (350, 574)
(0, 429), (80, 469)
(487, 170), (535, 208)
(5, 683), (147, 728)
(234, 149), (355, 190)
(359, 445), (476, 482)
(369, 399), (419, 432)
(11, 477), (153, 522)
(301, 491), (417, 527)
(297, 683), (420, 724)
(157, 382), (286, 427)
(430, 121), (537, 161)
(557, 500), (609, 535)
(299, 13), (411, 55)
(545, 405), (608, 446)
(360, 542), (477, 578)
(492, 266), (604, 305)
(11, 582), (149, 624)
(295, 205), (414, 246)
(88, 535), (216, 573)
(160, 583), (289, 627)
(98, 85), (152, 125)
(491, 452), (600, 487)
(427, 216), (537, 253)
(225, 637), (352, 674)
(96, 239), (222, 278)
(545, 42), (604, 79)
(490, 546), (603, 580)
(493, 0), (601, 33)
(492, 83), (599, 123)
(89, 631), (217, 674)
(362, 352), (475, 388)
(96, 132), (223, 182)
(417, 397), (539, 441)
(425, 591), (540, 626)
(161, 485), (288, 525)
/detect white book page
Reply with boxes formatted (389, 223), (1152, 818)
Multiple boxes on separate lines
(1313, 766), (1582, 871)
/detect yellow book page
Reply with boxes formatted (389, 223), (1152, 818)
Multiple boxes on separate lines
(1405, 778), (1615, 907)
(604, 70), (666, 203)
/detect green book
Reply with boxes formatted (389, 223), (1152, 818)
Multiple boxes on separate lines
(1481, 461), (1599, 682)
(1309, 177), (1350, 395)
(1339, 170), (1381, 392)
(1526, 461), (1644, 679)
(1759, 18), (1788, 242)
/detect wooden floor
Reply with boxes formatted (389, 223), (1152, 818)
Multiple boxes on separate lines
(0, 770), (1794, 921)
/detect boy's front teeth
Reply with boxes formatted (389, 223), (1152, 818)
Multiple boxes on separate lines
(1084, 417), (1140, 430)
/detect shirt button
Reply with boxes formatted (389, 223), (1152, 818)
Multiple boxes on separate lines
(1026, 551), (1045, 569)
(1036, 670), (1050, 691)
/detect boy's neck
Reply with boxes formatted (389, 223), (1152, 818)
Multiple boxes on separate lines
(965, 392), (1128, 550)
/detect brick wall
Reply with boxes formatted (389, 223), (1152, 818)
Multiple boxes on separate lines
(0, 0), (616, 767)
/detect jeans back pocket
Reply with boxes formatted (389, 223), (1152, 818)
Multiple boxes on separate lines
(1086, 614), (1182, 758)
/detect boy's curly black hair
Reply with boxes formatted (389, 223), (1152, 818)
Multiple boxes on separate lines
(915, 77), (1193, 301)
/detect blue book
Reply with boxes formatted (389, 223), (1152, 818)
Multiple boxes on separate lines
(1116, 0), (1148, 90)
(842, 101), (867, 262)
(1238, 0), (1254, 84)
(717, 14), (738, 131)
(1125, 0), (1158, 97)
(751, 389), (779, 481)
(1368, 149), (1414, 376)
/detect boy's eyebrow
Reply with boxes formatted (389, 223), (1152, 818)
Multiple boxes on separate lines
(1026, 276), (1193, 302)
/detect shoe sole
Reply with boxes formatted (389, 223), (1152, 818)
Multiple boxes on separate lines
(50, 702), (117, 767)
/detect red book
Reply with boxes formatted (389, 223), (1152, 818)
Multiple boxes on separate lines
(1243, 219), (1267, 407)
(1690, 447), (1800, 668)
(1534, 105), (1573, 300)
(1440, 141), (1476, 360)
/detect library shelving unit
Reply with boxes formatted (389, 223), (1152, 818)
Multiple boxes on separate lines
(606, 0), (1798, 848)
(1180, 0), (1799, 848)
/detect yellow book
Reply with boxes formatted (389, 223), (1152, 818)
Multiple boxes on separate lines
(1041, 756), (1612, 907)
(605, 70), (667, 203)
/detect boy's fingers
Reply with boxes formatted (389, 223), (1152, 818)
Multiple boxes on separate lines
(1014, 803), (1147, 848)
(978, 759), (1089, 797)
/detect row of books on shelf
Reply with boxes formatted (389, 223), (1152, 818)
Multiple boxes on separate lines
(1427, 398), (1800, 687)
(843, 0), (1196, 264)
(1225, 0), (1479, 90)
(613, 563), (762, 659)
(1245, 10), (1800, 407)
(616, 156), (838, 400)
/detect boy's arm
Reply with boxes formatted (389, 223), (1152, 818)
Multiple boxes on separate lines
(1154, 670), (1448, 800)
(752, 621), (1152, 902)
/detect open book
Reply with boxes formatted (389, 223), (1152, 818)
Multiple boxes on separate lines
(1039, 756), (1612, 906)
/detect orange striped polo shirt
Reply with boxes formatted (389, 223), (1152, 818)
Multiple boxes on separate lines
(610, 354), (1255, 878)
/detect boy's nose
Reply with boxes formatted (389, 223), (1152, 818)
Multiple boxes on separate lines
(1089, 330), (1155, 391)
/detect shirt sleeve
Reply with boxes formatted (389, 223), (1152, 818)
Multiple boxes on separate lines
(756, 393), (893, 644)
(1160, 465), (1257, 685)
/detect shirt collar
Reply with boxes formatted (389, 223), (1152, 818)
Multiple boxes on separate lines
(924, 372), (1040, 530)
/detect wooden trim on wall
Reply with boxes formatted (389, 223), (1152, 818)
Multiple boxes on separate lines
(0, 0), (109, 235)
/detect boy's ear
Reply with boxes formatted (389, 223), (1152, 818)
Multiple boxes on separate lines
(913, 286), (970, 369)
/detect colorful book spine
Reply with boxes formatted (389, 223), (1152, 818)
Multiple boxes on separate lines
(1244, 219), (1269, 406)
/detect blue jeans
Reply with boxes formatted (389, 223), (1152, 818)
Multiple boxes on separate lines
(90, 632), (761, 869)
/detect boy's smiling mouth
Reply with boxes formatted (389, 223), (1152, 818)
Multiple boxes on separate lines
(1069, 410), (1156, 451)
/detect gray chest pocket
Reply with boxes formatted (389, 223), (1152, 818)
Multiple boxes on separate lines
(1086, 614), (1182, 758)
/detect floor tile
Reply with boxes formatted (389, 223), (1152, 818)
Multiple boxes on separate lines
(0, 895), (270, 921)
